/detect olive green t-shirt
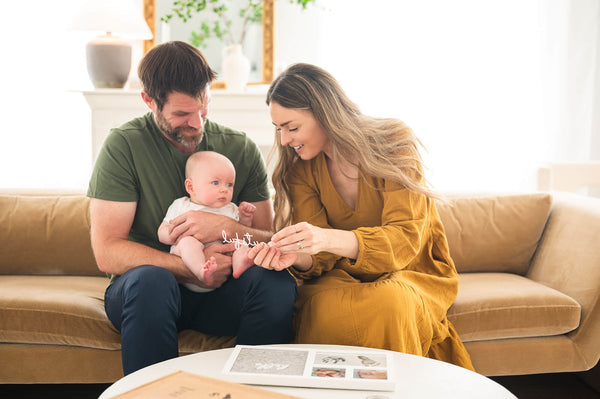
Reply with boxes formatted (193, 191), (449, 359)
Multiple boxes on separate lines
(87, 112), (270, 253)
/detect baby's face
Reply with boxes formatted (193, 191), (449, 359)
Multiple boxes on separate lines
(188, 160), (235, 208)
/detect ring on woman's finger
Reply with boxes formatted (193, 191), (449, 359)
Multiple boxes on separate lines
(297, 240), (304, 250)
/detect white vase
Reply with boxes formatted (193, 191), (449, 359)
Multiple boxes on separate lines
(221, 44), (251, 91)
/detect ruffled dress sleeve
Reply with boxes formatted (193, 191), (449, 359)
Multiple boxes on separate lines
(351, 179), (432, 275)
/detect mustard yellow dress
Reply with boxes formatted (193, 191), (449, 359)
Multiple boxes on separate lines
(289, 153), (473, 370)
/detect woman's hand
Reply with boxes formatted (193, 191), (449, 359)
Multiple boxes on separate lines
(269, 222), (328, 255)
(248, 221), (358, 272)
(271, 222), (359, 261)
(246, 242), (298, 271)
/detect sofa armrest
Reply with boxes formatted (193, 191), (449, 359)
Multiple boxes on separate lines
(528, 193), (600, 369)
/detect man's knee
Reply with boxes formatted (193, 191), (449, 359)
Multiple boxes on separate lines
(105, 265), (181, 332)
(119, 265), (180, 307)
(242, 265), (296, 286)
(240, 266), (298, 306)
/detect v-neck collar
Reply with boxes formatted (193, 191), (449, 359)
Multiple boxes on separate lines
(319, 153), (360, 213)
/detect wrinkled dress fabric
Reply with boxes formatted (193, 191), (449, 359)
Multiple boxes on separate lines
(289, 153), (473, 370)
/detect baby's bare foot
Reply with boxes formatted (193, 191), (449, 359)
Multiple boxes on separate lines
(202, 257), (218, 286)
(232, 247), (255, 278)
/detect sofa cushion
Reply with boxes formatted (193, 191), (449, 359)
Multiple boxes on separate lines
(436, 193), (552, 274)
(0, 276), (120, 349)
(0, 194), (102, 276)
(448, 273), (581, 342)
(0, 276), (236, 353)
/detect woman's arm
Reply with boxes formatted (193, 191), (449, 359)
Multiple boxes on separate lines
(248, 223), (358, 273)
(250, 160), (345, 276)
(257, 183), (433, 276)
(270, 222), (358, 260)
(351, 185), (431, 274)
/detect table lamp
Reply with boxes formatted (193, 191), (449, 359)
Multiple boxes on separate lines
(70, 0), (153, 89)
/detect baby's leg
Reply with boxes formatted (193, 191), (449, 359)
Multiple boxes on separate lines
(174, 236), (218, 286)
(231, 243), (255, 279)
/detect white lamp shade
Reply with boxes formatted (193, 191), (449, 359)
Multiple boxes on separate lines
(69, 0), (153, 40)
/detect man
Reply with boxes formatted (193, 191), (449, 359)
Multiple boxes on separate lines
(87, 41), (297, 375)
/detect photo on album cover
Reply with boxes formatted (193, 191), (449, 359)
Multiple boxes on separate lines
(313, 352), (387, 368)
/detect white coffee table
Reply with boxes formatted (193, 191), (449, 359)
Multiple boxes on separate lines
(99, 344), (516, 399)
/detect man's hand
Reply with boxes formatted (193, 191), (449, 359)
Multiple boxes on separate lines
(196, 242), (236, 289)
(167, 210), (234, 244)
(168, 199), (273, 245)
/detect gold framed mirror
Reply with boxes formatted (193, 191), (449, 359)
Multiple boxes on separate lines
(142, 0), (274, 85)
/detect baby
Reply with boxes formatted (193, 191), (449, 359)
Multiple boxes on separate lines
(158, 151), (256, 292)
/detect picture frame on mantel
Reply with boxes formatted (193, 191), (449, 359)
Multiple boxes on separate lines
(141, 0), (274, 87)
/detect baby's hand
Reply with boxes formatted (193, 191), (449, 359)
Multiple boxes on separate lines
(238, 201), (257, 217)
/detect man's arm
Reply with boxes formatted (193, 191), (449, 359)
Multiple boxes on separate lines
(89, 198), (232, 287)
(246, 199), (272, 236)
(165, 199), (274, 245)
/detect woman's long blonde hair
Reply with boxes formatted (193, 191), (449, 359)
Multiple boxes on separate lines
(266, 63), (436, 231)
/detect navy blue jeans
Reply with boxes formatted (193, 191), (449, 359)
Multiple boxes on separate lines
(104, 264), (298, 375)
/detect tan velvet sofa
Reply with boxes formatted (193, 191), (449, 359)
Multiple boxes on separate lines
(1, 190), (599, 383)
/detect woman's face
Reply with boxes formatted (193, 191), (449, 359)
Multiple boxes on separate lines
(269, 101), (331, 160)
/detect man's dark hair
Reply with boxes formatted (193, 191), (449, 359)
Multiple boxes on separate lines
(138, 41), (217, 110)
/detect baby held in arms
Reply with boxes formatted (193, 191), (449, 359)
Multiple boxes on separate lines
(158, 151), (256, 292)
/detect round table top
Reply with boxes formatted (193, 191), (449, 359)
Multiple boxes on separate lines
(100, 344), (516, 399)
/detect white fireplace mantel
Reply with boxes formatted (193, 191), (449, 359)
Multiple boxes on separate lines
(82, 86), (274, 162)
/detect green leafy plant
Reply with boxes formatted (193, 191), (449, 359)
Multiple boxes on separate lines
(161, 0), (315, 48)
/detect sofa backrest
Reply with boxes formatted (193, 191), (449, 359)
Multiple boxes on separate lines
(436, 193), (552, 275)
(0, 194), (103, 276)
(0, 191), (553, 277)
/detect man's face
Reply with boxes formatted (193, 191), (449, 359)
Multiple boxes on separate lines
(154, 89), (211, 152)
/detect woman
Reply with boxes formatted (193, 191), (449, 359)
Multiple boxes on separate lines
(247, 63), (473, 369)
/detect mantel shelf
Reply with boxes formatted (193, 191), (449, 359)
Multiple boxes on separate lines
(80, 86), (274, 162)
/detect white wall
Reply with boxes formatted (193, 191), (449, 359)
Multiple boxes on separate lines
(1, 0), (593, 194)
(0, 1), (94, 190)
(276, 0), (549, 193)
(0, 0), (148, 190)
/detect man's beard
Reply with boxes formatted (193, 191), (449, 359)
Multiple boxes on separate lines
(155, 110), (203, 149)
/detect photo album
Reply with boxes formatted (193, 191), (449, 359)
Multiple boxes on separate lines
(222, 345), (396, 391)
(111, 371), (301, 399)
